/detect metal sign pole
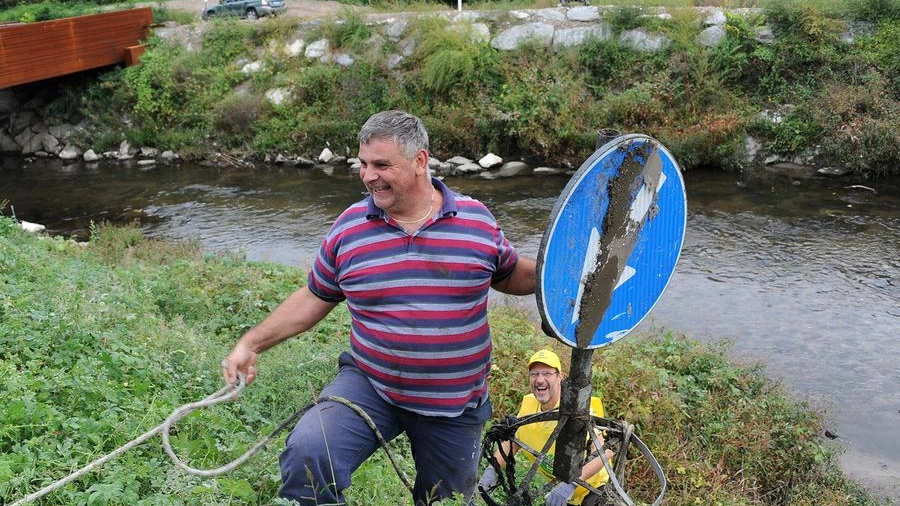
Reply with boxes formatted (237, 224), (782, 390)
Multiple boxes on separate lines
(536, 131), (686, 492)
(553, 347), (594, 481)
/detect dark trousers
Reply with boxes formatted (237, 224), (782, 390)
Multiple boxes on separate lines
(278, 352), (492, 505)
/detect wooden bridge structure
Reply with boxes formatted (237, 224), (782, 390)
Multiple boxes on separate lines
(0, 7), (153, 89)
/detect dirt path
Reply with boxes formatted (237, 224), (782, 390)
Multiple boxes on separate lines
(160, 0), (359, 20)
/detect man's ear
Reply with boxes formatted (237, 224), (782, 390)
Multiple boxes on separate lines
(414, 149), (429, 174)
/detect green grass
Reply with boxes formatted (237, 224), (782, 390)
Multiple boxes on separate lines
(0, 215), (887, 505)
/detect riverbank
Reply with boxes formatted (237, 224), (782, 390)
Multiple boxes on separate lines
(3, 156), (899, 503)
(1, 0), (897, 178)
(1, 211), (889, 505)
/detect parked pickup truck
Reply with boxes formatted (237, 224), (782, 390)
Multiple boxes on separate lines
(201, 0), (287, 20)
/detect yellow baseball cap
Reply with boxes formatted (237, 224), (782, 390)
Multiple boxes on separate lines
(527, 349), (561, 371)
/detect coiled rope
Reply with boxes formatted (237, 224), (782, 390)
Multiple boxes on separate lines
(10, 377), (413, 506)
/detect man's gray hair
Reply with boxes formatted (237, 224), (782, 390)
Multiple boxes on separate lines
(358, 110), (429, 160)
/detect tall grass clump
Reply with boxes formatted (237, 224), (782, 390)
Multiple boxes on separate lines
(846, 0), (900, 21)
(317, 8), (374, 52)
(411, 17), (499, 96)
(864, 17), (900, 98)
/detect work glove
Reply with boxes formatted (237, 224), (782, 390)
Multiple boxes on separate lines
(545, 482), (576, 506)
(479, 467), (498, 490)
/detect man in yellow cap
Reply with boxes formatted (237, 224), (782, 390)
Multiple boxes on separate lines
(480, 349), (613, 506)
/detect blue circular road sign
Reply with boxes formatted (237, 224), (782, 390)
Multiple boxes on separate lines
(536, 134), (687, 349)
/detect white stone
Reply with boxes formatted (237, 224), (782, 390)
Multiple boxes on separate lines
(40, 133), (60, 154)
(48, 123), (75, 140)
(21, 132), (48, 154)
(445, 155), (473, 166)
(478, 153), (503, 168)
(534, 166), (570, 176)
(703, 9), (726, 26)
(285, 39), (305, 57)
(386, 19), (408, 40)
(566, 6), (600, 22)
(494, 161), (532, 177)
(754, 26), (774, 44)
(59, 143), (82, 160)
(335, 53), (354, 67)
(20, 220), (46, 233)
(454, 162), (483, 174)
(241, 61), (263, 74)
(619, 29), (670, 52)
(697, 25), (725, 47)
(266, 88), (290, 105)
(318, 147), (335, 163)
(535, 8), (565, 22)
(453, 11), (481, 23)
(744, 136), (761, 160)
(452, 22), (490, 44)
(554, 25), (610, 47)
(818, 166), (851, 177)
(491, 23), (555, 51)
(305, 39), (329, 59)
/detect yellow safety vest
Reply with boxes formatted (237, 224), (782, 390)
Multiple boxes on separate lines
(514, 394), (610, 505)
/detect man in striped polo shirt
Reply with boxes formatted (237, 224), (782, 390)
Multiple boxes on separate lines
(222, 110), (536, 505)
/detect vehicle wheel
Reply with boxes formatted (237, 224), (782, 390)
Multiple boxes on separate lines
(245, 8), (258, 19)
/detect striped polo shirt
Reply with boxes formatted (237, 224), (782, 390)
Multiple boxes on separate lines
(308, 178), (519, 417)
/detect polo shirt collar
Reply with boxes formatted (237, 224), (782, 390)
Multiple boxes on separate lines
(366, 177), (458, 221)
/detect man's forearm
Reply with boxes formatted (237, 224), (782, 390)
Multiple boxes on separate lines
(240, 286), (338, 353)
(493, 256), (536, 295)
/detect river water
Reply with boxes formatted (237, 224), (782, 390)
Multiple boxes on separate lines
(2, 156), (899, 501)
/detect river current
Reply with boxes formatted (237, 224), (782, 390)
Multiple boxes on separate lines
(2, 156), (898, 501)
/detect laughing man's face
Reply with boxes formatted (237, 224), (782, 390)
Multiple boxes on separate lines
(529, 364), (562, 410)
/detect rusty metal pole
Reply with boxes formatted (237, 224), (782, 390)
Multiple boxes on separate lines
(535, 132), (681, 506)
(552, 347), (594, 482)
(596, 128), (622, 149)
(554, 126), (626, 482)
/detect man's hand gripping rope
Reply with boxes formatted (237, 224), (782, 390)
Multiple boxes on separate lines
(10, 369), (413, 505)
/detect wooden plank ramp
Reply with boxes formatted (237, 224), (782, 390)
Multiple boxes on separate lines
(0, 7), (153, 89)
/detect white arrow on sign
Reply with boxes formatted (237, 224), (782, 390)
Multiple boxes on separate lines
(570, 170), (668, 325)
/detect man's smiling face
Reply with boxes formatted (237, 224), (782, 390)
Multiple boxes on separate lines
(529, 363), (562, 410)
(357, 137), (425, 217)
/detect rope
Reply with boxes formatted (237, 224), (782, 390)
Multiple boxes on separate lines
(10, 377), (413, 505)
